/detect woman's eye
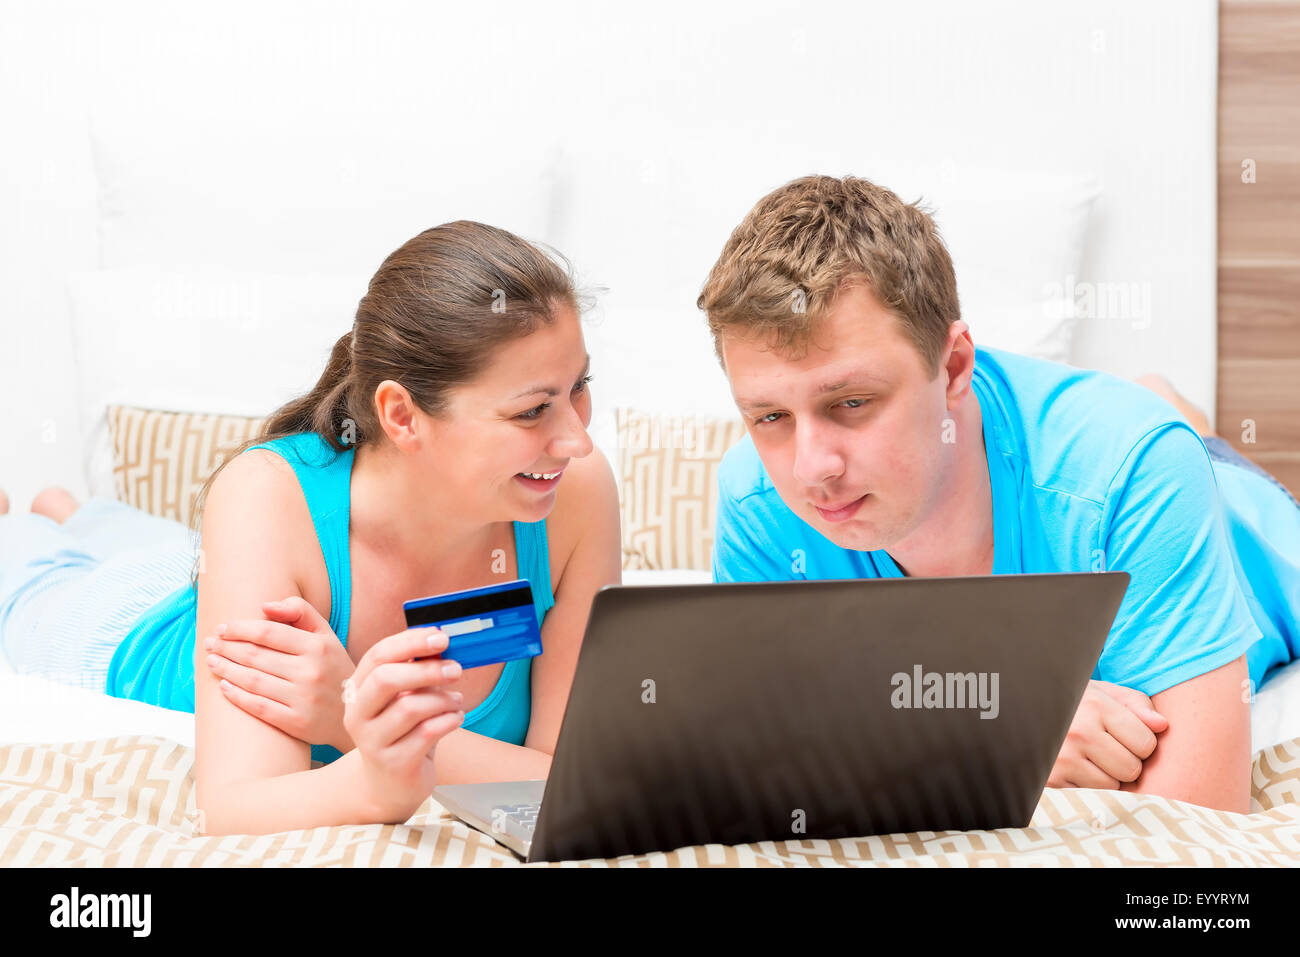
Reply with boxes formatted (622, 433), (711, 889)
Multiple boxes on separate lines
(841, 398), (869, 409)
(517, 375), (593, 421)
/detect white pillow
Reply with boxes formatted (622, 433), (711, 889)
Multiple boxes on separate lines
(580, 304), (738, 501)
(1253, 657), (1300, 754)
(879, 163), (1100, 363)
(66, 268), (369, 499)
(91, 110), (560, 273)
(553, 139), (1098, 365)
(622, 569), (713, 587)
(66, 268), (651, 507)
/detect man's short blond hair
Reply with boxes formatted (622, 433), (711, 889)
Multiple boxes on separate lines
(696, 175), (959, 378)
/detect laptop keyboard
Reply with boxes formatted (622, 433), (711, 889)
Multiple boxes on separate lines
(493, 802), (541, 834)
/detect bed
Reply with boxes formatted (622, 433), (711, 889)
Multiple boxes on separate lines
(4, 0), (1298, 867)
(4, 590), (1300, 867)
(4, 728), (1299, 867)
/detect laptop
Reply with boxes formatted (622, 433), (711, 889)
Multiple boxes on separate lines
(432, 571), (1130, 863)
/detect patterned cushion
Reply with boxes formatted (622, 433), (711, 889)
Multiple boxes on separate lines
(616, 408), (748, 571)
(108, 403), (748, 571)
(106, 405), (266, 527)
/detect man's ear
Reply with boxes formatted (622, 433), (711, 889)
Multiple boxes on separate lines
(941, 320), (977, 410)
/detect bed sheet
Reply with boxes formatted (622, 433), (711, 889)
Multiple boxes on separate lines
(1, 733), (1297, 866)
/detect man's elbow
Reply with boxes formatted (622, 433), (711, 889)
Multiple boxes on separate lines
(1124, 655), (1253, 813)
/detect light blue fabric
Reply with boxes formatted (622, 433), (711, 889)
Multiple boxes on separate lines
(106, 430), (556, 765)
(0, 498), (197, 691)
(712, 344), (1299, 698)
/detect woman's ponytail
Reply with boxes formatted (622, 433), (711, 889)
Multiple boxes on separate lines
(264, 329), (358, 452)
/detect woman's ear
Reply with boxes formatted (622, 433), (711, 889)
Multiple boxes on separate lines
(372, 379), (424, 451)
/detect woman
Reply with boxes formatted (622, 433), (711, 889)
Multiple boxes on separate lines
(0, 221), (622, 835)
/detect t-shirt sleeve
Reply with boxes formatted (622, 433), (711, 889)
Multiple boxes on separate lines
(1096, 423), (1262, 697)
(712, 469), (801, 585)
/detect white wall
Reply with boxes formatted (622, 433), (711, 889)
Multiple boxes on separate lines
(0, 0), (1218, 509)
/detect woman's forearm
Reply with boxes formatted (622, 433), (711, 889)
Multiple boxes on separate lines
(431, 728), (553, 784)
(200, 731), (551, 836)
(198, 748), (407, 836)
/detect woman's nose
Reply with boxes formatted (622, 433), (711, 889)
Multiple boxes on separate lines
(553, 405), (595, 458)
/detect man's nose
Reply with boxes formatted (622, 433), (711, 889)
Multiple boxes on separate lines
(791, 418), (845, 488)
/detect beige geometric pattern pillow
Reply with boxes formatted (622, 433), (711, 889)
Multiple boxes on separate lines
(617, 408), (748, 571)
(107, 402), (747, 570)
(106, 405), (267, 527)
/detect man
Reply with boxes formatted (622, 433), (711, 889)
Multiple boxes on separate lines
(699, 175), (1300, 814)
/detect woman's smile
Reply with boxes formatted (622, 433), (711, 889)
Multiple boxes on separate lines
(514, 467), (566, 491)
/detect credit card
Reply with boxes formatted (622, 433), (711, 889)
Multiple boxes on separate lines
(403, 578), (542, 670)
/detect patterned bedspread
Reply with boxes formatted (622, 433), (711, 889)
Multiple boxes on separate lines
(2, 735), (1298, 866)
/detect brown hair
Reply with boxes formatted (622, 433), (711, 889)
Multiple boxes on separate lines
(696, 174), (959, 378)
(186, 220), (582, 585)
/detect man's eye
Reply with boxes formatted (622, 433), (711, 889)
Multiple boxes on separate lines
(754, 398), (868, 426)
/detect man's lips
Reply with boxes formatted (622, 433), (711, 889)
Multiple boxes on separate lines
(813, 492), (869, 522)
(814, 494), (866, 512)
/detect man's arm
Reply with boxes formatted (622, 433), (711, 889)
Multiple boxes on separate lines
(1119, 654), (1252, 813)
(1096, 423), (1261, 810)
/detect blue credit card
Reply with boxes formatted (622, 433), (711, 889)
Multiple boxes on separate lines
(403, 578), (542, 670)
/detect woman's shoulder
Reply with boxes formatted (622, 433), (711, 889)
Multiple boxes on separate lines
(200, 437), (329, 605)
(216, 433), (348, 499)
(245, 430), (348, 468)
(206, 431), (345, 522)
(206, 438), (321, 528)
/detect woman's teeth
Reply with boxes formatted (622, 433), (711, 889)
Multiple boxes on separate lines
(519, 471), (561, 480)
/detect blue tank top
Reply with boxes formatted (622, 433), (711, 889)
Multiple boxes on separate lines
(105, 430), (556, 766)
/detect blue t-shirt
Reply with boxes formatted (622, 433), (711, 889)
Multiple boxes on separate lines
(712, 345), (1300, 698)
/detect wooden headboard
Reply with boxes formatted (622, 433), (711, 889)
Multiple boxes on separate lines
(1217, 0), (1300, 497)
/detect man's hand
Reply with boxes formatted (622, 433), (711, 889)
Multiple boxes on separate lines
(1046, 680), (1170, 789)
(203, 596), (357, 753)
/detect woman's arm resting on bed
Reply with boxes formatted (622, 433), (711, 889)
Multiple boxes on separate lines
(1119, 654), (1252, 813)
(425, 729), (554, 784)
(195, 450), (407, 835)
(198, 748), (410, 835)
